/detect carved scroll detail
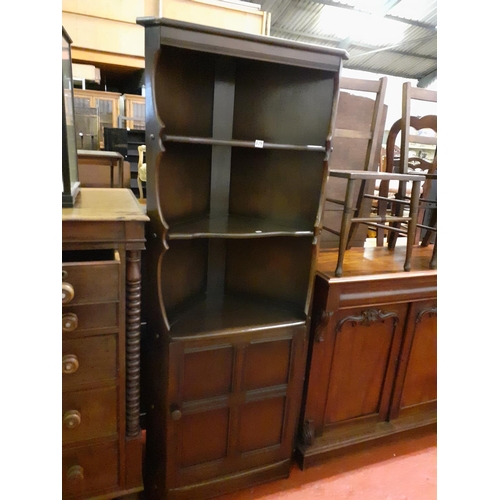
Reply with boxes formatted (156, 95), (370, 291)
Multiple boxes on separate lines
(314, 311), (334, 342)
(126, 250), (142, 438)
(301, 419), (315, 447)
(416, 306), (437, 324)
(335, 308), (399, 333)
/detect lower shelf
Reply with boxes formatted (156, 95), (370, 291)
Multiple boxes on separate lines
(168, 294), (305, 339)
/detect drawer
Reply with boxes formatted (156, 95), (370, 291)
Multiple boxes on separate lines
(62, 335), (117, 389)
(62, 387), (117, 444)
(62, 249), (120, 305)
(62, 440), (118, 498)
(62, 303), (119, 334)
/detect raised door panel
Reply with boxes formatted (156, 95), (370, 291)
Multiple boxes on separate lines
(322, 304), (407, 429)
(167, 342), (235, 488)
(167, 325), (305, 490)
(390, 300), (437, 419)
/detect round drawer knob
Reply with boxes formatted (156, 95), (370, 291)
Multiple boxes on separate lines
(62, 313), (78, 332)
(62, 282), (75, 304)
(171, 408), (182, 421)
(67, 465), (84, 481)
(63, 410), (81, 429)
(62, 354), (79, 374)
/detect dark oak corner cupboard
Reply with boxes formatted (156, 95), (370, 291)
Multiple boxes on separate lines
(136, 17), (348, 499)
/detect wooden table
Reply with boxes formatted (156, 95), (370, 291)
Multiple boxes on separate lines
(296, 244), (437, 469)
(77, 150), (125, 188)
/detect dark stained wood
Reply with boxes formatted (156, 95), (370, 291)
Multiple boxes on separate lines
(63, 441), (119, 498)
(168, 214), (314, 239)
(297, 246), (437, 469)
(139, 18), (345, 499)
(137, 17), (348, 71)
(230, 148), (325, 228)
(62, 188), (148, 499)
(62, 335), (117, 389)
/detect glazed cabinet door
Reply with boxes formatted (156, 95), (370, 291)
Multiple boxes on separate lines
(303, 303), (407, 440)
(165, 324), (307, 498)
(389, 299), (437, 420)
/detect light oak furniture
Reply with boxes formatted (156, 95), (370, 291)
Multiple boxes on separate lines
(326, 170), (425, 277)
(62, 188), (149, 499)
(77, 150), (126, 188)
(62, 0), (270, 69)
(321, 76), (388, 250)
(124, 94), (146, 130)
(387, 82), (437, 253)
(376, 115), (437, 269)
(137, 17), (348, 499)
(73, 90), (121, 149)
(297, 245), (437, 469)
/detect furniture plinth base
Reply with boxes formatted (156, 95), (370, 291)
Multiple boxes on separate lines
(159, 460), (290, 500)
(295, 410), (436, 470)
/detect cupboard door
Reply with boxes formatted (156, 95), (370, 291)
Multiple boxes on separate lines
(125, 95), (146, 130)
(320, 304), (407, 431)
(166, 325), (306, 490)
(390, 300), (437, 420)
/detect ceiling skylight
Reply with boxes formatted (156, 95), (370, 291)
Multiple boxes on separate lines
(318, 5), (408, 46)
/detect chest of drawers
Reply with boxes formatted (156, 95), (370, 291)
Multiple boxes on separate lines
(62, 188), (149, 499)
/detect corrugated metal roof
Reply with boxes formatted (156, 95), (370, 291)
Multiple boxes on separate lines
(249, 0), (437, 85)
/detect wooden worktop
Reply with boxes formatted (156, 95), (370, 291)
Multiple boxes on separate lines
(317, 244), (436, 281)
(62, 188), (149, 222)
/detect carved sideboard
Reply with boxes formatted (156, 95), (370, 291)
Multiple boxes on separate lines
(62, 188), (149, 498)
(297, 246), (437, 469)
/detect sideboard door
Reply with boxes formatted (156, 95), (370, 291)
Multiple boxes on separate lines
(389, 299), (437, 420)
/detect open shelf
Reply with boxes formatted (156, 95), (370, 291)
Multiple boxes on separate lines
(168, 293), (306, 339)
(163, 135), (325, 152)
(168, 214), (314, 239)
(160, 237), (314, 322)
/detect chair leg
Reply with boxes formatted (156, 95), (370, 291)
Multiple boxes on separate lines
(388, 181), (406, 249)
(335, 178), (356, 277)
(429, 235), (437, 269)
(421, 208), (437, 247)
(404, 180), (421, 272)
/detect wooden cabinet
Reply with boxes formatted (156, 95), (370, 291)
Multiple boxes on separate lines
(62, 188), (149, 499)
(124, 94), (146, 130)
(296, 246), (437, 469)
(73, 90), (121, 149)
(138, 18), (348, 499)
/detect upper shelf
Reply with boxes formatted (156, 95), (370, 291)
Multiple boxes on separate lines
(162, 135), (326, 153)
(167, 214), (314, 239)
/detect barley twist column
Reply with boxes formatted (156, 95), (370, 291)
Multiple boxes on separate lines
(126, 250), (142, 437)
